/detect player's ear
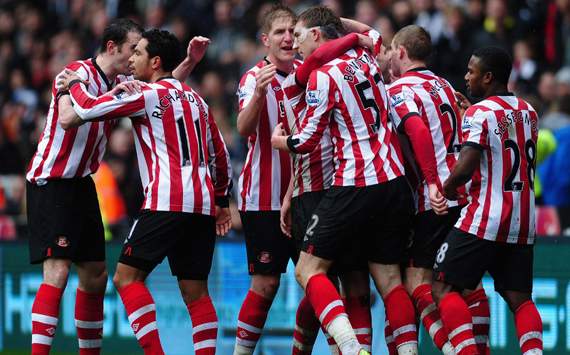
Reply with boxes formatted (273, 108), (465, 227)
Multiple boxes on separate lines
(260, 32), (270, 48)
(483, 71), (493, 85)
(151, 56), (161, 70)
(105, 40), (116, 54)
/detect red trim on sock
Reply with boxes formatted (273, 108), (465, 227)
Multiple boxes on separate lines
(465, 289), (490, 355)
(306, 273), (346, 329)
(31, 284), (64, 355)
(235, 290), (273, 351)
(292, 296), (320, 355)
(344, 296), (372, 348)
(515, 300), (543, 354)
(411, 284), (448, 350)
(439, 292), (478, 355)
(188, 296), (218, 355)
(383, 285), (418, 348)
(75, 288), (104, 355)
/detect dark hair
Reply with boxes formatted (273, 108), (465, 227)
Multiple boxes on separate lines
(393, 25), (432, 61)
(142, 29), (181, 72)
(472, 46), (512, 85)
(100, 18), (143, 53)
(261, 4), (296, 34)
(297, 6), (345, 40)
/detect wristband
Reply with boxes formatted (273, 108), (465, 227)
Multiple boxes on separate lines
(68, 79), (83, 88)
(55, 90), (69, 102)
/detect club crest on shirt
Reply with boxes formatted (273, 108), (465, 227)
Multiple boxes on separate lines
(306, 90), (321, 106)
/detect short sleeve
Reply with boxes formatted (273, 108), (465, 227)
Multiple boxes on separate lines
(388, 85), (421, 133)
(462, 106), (489, 150)
(237, 71), (256, 111)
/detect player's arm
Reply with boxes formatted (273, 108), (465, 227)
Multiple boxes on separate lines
(58, 94), (84, 130)
(206, 108), (233, 207)
(172, 36), (210, 82)
(280, 175), (294, 238)
(272, 71), (334, 153)
(64, 70), (145, 120)
(443, 108), (487, 200)
(236, 64), (277, 136)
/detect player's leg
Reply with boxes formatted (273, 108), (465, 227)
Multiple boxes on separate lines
(463, 285), (490, 355)
(492, 244), (542, 355)
(73, 178), (107, 355)
(113, 210), (180, 355)
(172, 214), (218, 355)
(404, 208), (463, 354)
(339, 270), (372, 352)
(27, 179), (84, 355)
(432, 229), (493, 355)
(367, 177), (418, 355)
(235, 211), (294, 355)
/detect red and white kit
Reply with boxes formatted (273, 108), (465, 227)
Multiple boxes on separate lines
(27, 58), (130, 183)
(69, 77), (232, 215)
(236, 60), (302, 210)
(388, 69), (466, 211)
(458, 95), (538, 244)
(287, 47), (405, 186)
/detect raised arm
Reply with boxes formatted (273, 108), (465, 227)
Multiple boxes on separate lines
(172, 36), (211, 82)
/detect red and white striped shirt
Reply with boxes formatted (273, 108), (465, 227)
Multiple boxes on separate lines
(26, 58), (130, 184)
(287, 48), (405, 187)
(456, 95), (538, 244)
(282, 74), (334, 197)
(388, 69), (466, 211)
(69, 78), (232, 216)
(236, 59), (299, 211)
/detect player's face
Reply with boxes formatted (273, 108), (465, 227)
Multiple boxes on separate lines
(465, 55), (485, 97)
(263, 16), (295, 63)
(293, 21), (319, 59)
(115, 31), (142, 75)
(389, 42), (403, 77)
(128, 38), (153, 81)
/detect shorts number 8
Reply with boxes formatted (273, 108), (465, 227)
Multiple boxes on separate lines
(436, 242), (449, 264)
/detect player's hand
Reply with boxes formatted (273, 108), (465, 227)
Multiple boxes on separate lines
(271, 123), (288, 149)
(428, 183), (448, 215)
(442, 179), (463, 201)
(254, 63), (276, 98)
(57, 69), (88, 90)
(455, 91), (472, 115)
(280, 196), (292, 238)
(187, 36), (211, 65)
(215, 206), (231, 237)
(106, 80), (144, 97)
(356, 33), (373, 51)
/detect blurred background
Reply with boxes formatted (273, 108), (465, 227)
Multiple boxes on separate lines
(1, 0), (570, 354)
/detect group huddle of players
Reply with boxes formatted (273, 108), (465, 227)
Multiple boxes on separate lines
(25, 3), (542, 355)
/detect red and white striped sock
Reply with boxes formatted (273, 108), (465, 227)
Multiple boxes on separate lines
(31, 283), (63, 355)
(384, 319), (397, 355)
(324, 329), (341, 355)
(234, 290), (273, 354)
(438, 292), (478, 355)
(118, 282), (164, 355)
(411, 284), (450, 351)
(187, 295), (218, 355)
(75, 288), (104, 354)
(292, 296), (320, 354)
(344, 296), (372, 352)
(465, 289), (490, 354)
(306, 273), (359, 354)
(383, 285), (418, 351)
(514, 300), (543, 355)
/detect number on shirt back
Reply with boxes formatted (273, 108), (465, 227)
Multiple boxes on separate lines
(176, 116), (205, 167)
(438, 103), (461, 154)
(503, 138), (536, 191)
(355, 73), (382, 133)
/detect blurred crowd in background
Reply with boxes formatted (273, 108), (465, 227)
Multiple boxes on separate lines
(1, 0), (570, 240)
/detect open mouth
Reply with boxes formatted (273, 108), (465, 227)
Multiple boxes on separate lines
(282, 46), (293, 51)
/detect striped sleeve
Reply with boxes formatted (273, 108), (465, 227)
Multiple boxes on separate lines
(388, 85), (420, 133)
(206, 108), (233, 206)
(362, 29), (382, 57)
(287, 70), (335, 154)
(462, 106), (489, 150)
(69, 82), (146, 120)
(237, 71), (256, 111)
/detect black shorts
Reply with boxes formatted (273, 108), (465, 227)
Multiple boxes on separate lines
(119, 210), (216, 280)
(240, 211), (297, 275)
(407, 206), (463, 269)
(302, 176), (414, 265)
(291, 191), (367, 272)
(434, 228), (534, 293)
(27, 177), (105, 264)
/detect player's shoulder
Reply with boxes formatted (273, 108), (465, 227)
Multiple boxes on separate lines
(63, 58), (92, 78)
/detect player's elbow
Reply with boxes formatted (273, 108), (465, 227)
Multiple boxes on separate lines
(236, 117), (254, 137)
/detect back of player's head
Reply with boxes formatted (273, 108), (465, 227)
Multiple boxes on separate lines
(100, 18), (143, 53)
(472, 46), (512, 85)
(297, 6), (345, 40)
(392, 25), (432, 61)
(142, 29), (181, 72)
(261, 4), (296, 34)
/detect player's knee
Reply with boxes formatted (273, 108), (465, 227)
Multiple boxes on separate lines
(112, 270), (135, 290)
(431, 282), (449, 305)
(43, 259), (71, 288)
(501, 290), (532, 313)
(251, 275), (280, 299)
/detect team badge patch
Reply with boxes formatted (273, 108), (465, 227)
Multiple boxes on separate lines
(56, 236), (69, 248)
(306, 90), (322, 106)
(462, 116), (473, 129)
(258, 251), (272, 263)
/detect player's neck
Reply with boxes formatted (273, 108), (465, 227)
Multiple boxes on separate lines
(94, 53), (119, 83)
(404, 61), (428, 73)
(483, 83), (509, 99)
(266, 54), (294, 74)
(150, 70), (172, 83)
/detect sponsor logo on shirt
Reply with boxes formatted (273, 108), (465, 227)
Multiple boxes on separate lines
(462, 116), (473, 129)
(390, 93), (405, 108)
